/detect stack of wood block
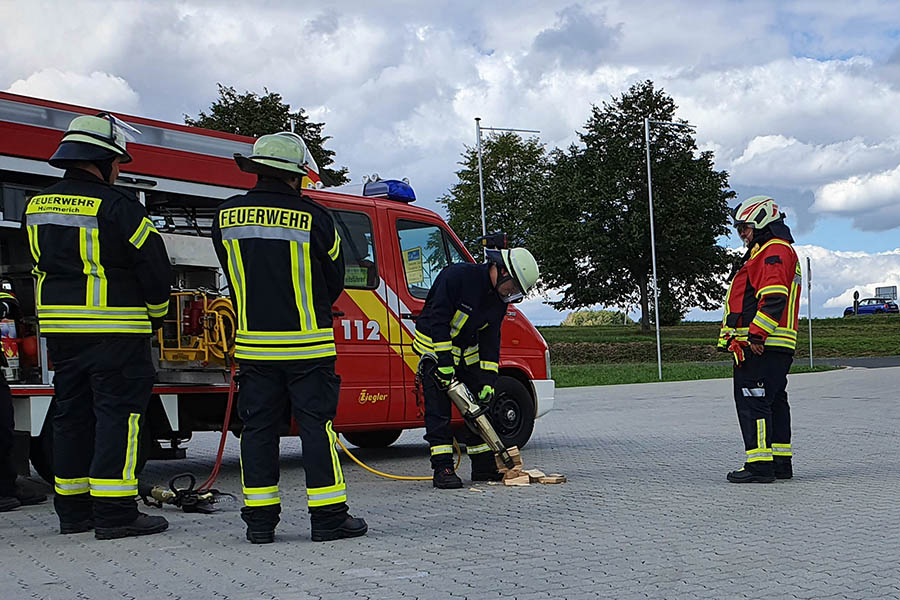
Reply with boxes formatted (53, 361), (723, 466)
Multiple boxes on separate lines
(495, 446), (566, 486)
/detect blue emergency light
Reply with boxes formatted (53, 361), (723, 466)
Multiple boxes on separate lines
(362, 179), (416, 203)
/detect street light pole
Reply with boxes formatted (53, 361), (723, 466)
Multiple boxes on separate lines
(474, 118), (540, 241)
(643, 118), (695, 381)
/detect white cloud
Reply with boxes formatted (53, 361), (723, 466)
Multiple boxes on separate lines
(813, 163), (900, 222)
(6, 69), (141, 114)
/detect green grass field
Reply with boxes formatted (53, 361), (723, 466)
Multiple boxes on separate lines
(538, 314), (898, 387)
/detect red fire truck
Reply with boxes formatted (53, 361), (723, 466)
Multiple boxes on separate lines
(0, 91), (555, 481)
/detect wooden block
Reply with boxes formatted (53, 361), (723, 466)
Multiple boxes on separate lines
(538, 474), (567, 484)
(523, 469), (546, 482)
(503, 468), (523, 481)
(495, 446), (523, 472)
(504, 473), (531, 486)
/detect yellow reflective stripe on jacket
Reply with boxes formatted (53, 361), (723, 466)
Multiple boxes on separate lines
(328, 228), (341, 261)
(128, 217), (159, 249)
(89, 477), (138, 498)
(450, 310), (469, 338)
(39, 321), (153, 334)
(757, 285), (789, 297)
(236, 329), (334, 345)
(26, 225), (46, 305)
(752, 311), (778, 334)
(307, 482), (347, 508)
(233, 344), (336, 361)
(54, 476), (89, 496)
(243, 485), (281, 507)
(36, 304), (152, 334)
(79, 227), (107, 307)
(223, 239), (248, 330)
(146, 300), (169, 318)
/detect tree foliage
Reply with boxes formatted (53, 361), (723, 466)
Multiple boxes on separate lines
(438, 132), (548, 254)
(185, 84), (349, 185)
(529, 80), (734, 329)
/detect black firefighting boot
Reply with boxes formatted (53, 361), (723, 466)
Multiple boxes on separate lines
(310, 503), (368, 542)
(95, 512), (169, 540)
(242, 505), (280, 544)
(470, 453), (503, 482)
(0, 496), (19, 512)
(774, 459), (793, 480)
(727, 462), (775, 484)
(433, 466), (463, 489)
(15, 477), (48, 506)
(55, 494), (94, 534)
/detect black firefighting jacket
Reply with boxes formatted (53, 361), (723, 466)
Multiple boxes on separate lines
(211, 178), (344, 362)
(23, 169), (172, 336)
(413, 262), (505, 387)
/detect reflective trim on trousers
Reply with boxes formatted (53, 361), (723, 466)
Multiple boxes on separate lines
(480, 361), (499, 372)
(54, 476), (89, 496)
(89, 478), (138, 498)
(772, 443), (792, 457)
(742, 387), (765, 397)
(307, 483), (347, 508)
(122, 413), (141, 482)
(243, 485), (281, 507)
(431, 444), (454, 456)
(466, 443), (491, 455)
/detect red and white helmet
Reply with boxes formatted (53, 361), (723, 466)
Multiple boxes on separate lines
(732, 195), (781, 230)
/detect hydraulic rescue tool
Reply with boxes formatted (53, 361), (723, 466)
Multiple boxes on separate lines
(445, 378), (516, 470)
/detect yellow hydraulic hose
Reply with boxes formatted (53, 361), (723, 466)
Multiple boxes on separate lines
(336, 436), (462, 481)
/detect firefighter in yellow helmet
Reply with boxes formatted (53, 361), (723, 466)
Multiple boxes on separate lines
(719, 195), (800, 483)
(23, 114), (172, 537)
(412, 245), (540, 488)
(212, 133), (367, 543)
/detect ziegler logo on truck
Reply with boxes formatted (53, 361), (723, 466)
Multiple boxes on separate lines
(358, 389), (388, 404)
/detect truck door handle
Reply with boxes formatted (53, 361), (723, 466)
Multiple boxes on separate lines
(332, 311), (346, 317)
(400, 312), (419, 320)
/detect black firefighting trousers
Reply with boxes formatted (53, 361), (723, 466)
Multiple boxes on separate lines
(733, 350), (793, 474)
(0, 371), (16, 497)
(48, 337), (156, 526)
(237, 358), (348, 532)
(421, 361), (496, 472)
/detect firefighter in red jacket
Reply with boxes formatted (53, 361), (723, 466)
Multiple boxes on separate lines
(719, 196), (801, 483)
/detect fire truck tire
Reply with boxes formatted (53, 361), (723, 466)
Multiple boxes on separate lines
(342, 430), (403, 448)
(490, 375), (535, 450)
(29, 399), (151, 485)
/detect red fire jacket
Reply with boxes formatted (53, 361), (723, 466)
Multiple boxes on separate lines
(718, 238), (802, 354)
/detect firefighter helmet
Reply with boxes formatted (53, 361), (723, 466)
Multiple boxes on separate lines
(234, 132), (309, 177)
(732, 195), (781, 230)
(486, 247), (540, 303)
(49, 113), (134, 168)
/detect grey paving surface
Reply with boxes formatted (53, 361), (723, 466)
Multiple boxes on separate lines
(4, 366), (900, 599)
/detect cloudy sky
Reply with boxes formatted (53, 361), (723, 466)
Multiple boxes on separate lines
(3, 0), (900, 324)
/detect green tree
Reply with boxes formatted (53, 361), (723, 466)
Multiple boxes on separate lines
(185, 84), (349, 185)
(530, 80), (734, 331)
(439, 132), (548, 254)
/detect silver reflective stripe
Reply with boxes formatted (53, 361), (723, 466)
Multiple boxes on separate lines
(290, 241), (314, 331)
(235, 346), (335, 359)
(222, 225), (311, 243)
(55, 482), (89, 491)
(27, 213), (98, 228)
(308, 489), (346, 503)
(91, 483), (137, 492)
(225, 239), (246, 329)
(38, 308), (147, 317)
(746, 451), (773, 459)
(237, 331), (333, 343)
(742, 387), (766, 397)
(244, 491), (279, 501)
(450, 310), (468, 337)
(467, 444), (491, 455)
(43, 323), (149, 331)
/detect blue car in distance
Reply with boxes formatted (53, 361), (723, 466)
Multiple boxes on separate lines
(843, 297), (900, 316)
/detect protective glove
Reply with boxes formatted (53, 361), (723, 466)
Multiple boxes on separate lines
(727, 336), (747, 366)
(477, 385), (495, 407)
(434, 365), (455, 389)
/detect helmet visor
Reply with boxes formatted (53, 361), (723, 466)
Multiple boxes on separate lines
(496, 273), (525, 304)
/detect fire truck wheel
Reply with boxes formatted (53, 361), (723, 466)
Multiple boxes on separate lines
(342, 430), (403, 448)
(29, 400), (151, 485)
(490, 375), (536, 450)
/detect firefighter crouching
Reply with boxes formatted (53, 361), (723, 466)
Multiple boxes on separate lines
(414, 247), (540, 489)
(24, 114), (173, 537)
(718, 196), (800, 483)
(212, 132), (367, 543)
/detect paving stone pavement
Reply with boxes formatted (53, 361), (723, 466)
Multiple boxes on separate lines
(3, 366), (900, 599)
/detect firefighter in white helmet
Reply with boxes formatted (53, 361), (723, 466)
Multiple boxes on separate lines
(212, 132), (367, 543)
(719, 195), (801, 483)
(412, 243), (540, 488)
